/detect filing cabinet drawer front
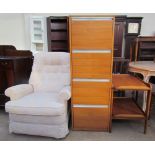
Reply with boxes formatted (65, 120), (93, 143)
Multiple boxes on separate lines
(71, 20), (114, 49)
(72, 65), (111, 79)
(73, 106), (110, 131)
(72, 96), (110, 105)
(72, 81), (111, 104)
(72, 53), (112, 79)
(72, 53), (112, 66)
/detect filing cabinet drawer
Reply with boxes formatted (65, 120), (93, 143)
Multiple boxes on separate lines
(72, 53), (112, 66)
(72, 65), (111, 79)
(72, 81), (111, 104)
(72, 96), (111, 105)
(72, 106), (110, 131)
(72, 53), (112, 79)
(71, 19), (113, 49)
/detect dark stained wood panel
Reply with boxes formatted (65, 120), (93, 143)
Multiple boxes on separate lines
(47, 16), (69, 52)
(0, 45), (33, 107)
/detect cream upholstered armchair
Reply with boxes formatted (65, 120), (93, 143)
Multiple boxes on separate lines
(5, 52), (71, 138)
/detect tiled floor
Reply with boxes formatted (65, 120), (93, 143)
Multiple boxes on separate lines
(0, 104), (155, 141)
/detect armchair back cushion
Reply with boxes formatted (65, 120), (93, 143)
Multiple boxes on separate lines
(29, 52), (70, 92)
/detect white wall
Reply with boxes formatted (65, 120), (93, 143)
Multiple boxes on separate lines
(1, 13), (155, 50)
(0, 13), (26, 49)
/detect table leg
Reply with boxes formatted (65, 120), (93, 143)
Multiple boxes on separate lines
(142, 76), (151, 111)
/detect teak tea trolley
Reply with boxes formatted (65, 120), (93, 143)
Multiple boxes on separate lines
(112, 74), (152, 133)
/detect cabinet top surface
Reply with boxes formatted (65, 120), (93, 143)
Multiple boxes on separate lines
(69, 16), (115, 20)
(0, 56), (32, 60)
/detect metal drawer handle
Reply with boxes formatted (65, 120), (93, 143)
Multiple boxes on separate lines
(73, 104), (109, 108)
(73, 78), (110, 82)
(72, 49), (111, 53)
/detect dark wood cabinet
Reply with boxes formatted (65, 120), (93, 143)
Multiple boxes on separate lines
(0, 45), (33, 107)
(114, 16), (126, 57)
(47, 16), (69, 52)
(136, 36), (155, 61)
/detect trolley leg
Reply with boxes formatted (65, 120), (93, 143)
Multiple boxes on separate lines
(144, 118), (147, 134)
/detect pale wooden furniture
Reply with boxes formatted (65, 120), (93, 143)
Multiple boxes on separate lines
(112, 74), (152, 133)
(69, 16), (115, 131)
(129, 61), (155, 82)
(129, 61), (155, 111)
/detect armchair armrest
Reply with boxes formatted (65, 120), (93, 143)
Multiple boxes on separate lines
(5, 84), (34, 101)
(59, 86), (71, 101)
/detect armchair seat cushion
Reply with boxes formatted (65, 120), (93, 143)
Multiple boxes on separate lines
(5, 92), (67, 116)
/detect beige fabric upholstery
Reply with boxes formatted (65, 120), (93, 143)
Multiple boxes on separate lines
(29, 52), (70, 92)
(5, 52), (70, 138)
(5, 92), (67, 115)
(9, 113), (68, 125)
(59, 86), (71, 101)
(5, 84), (34, 101)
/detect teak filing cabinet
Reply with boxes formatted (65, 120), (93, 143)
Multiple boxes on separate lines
(69, 16), (115, 131)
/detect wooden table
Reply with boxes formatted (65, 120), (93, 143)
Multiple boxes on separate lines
(129, 61), (155, 110)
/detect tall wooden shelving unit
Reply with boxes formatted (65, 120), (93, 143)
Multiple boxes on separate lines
(69, 16), (115, 131)
(47, 16), (69, 52)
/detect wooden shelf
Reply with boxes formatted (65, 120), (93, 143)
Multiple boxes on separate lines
(51, 22), (67, 30)
(112, 74), (150, 90)
(51, 40), (67, 42)
(112, 98), (145, 119)
(51, 29), (67, 32)
(51, 39), (67, 42)
(140, 46), (155, 50)
(50, 31), (67, 40)
(51, 48), (68, 50)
